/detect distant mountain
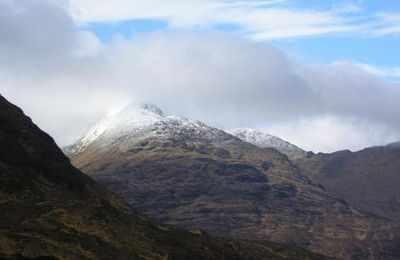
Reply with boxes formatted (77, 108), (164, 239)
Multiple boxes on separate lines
(386, 141), (400, 148)
(0, 95), (332, 259)
(65, 103), (400, 259)
(231, 128), (306, 158)
(296, 144), (400, 224)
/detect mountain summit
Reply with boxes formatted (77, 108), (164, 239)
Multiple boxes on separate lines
(64, 102), (236, 156)
(231, 128), (306, 158)
(140, 102), (164, 116)
(65, 103), (165, 154)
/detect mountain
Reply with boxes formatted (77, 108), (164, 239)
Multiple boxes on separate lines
(65, 103), (400, 259)
(231, 128), (306, 158)
(386, 141), (400, 148)
(0, 95), (331, 259)
(64, 103), (231, 156)
(295, 144), (400, 223)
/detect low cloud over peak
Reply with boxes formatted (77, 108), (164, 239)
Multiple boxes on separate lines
(1, 0), (399, 152)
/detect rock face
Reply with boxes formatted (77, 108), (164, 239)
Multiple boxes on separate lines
(296, 145), (400, 224)
(66, 103), (399, 259)
(0, 95), (330, 260)
(231, 128), (306, 159)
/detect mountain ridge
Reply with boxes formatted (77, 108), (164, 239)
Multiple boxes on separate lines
(295, 144), (400, 224)
(231, 128), (307, 158)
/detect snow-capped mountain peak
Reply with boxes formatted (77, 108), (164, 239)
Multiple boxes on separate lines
(64, 103), (233, 155)
(140, 103), (164, 116)
(231, 128), (306, 158)
(65, 103), (306, 159)
(64, 103), (165, 154)
(83, 102), (162, 140)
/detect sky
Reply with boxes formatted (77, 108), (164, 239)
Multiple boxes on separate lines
(1, 0), (400, 152)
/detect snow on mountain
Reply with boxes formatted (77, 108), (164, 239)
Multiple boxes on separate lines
(65, 103), (307, 159)
(231, 128), (306, 158)
(64, 103), (234, 155)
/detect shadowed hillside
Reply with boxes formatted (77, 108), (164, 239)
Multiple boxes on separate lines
(296, 146), (400, 223)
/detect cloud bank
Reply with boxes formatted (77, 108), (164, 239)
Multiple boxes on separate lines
(1, 0), (400, 152)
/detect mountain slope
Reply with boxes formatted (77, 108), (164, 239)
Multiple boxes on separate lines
(386, 141), (400, 148)
(231, 128), (306, 158)
(0, 95), (330, 260)
(295, 145), (400, 223)
(66, 103), (399, 259)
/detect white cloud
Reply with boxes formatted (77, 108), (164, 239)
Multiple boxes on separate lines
(369, 12), (400, 36)
(0, 0), (125, 145)
(1, 0), (400, 153)
(265, 116), (398, 152)
(333, 61), (400, 80)
(67, 1), (400, 39)
(68, 0), (360, 40)
(331, 2), (362, 14)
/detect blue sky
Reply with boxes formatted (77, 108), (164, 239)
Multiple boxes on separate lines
(77, 0), (400, 81)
